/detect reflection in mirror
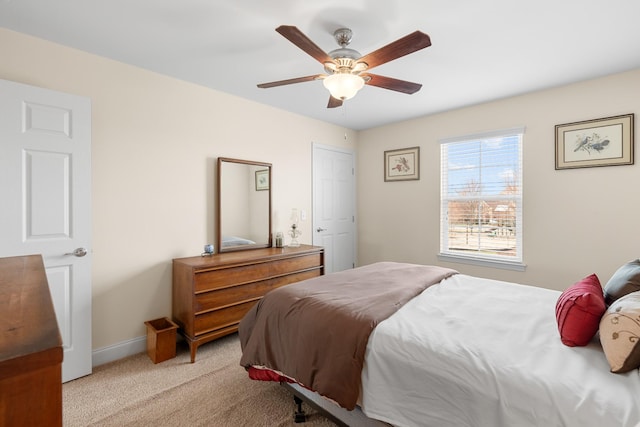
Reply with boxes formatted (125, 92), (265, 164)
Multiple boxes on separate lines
(216, 157), (272, 252)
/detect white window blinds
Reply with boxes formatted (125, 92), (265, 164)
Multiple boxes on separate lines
(440, 127), (524, 269)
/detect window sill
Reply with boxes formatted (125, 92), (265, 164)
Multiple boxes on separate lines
(437, 253), (526, 272)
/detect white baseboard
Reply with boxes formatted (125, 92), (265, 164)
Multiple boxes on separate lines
(92, 335), (147, 367)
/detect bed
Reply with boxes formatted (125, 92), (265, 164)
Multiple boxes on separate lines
(238, 261), (640, 427)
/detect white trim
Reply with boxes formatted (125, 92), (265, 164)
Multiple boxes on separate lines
(438, 253), (526, 271)
(312, 141), (354, 155)
(439, 126), (526, 144)
(92, 335), (146, 367)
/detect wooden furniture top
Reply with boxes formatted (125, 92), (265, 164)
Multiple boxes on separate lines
(0, 255), (63, 370)
(173, 245), (323, 268)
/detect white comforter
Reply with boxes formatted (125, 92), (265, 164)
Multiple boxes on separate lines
(361, 274), (640, 427)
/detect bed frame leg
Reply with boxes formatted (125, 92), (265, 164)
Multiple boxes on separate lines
(293, 395), (307, 423)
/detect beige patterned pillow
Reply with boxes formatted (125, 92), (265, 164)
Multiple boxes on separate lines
(599, 291), (640, 373)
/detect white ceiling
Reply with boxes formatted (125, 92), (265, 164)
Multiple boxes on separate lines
(1, 0), (639, 130)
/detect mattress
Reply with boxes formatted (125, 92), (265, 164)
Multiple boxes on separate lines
(361, 274), (640, 427)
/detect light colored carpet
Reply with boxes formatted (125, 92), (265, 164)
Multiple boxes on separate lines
(63, 333), (336, 426)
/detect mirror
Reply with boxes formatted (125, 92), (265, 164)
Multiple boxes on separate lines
(216, 157), (272, 252)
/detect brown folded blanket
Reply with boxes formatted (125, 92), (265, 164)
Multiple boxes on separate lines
(239, 261), (458, 409)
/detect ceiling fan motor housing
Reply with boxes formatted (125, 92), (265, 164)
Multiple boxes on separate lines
(324, 55), (363, 74)
(324, 28), (366, 75)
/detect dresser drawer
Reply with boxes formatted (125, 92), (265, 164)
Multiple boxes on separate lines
(194, 253), (322, 293)
(194, 300), (256, 336)
(195, 269), (321, 312)
(270, 253), (322, 275)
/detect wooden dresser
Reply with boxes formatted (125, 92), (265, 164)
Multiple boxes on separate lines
(0, 255), (63, 427)
(173, 244), (324, 362)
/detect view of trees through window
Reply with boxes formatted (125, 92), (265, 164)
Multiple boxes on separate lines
(441, 132), (522, 261)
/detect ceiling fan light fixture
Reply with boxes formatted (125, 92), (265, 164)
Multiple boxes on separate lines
(323, 73), (365, 101)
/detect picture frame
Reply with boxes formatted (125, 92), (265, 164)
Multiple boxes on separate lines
(555, 113), (634, 170)
(384, 146), (420, 181)
(255, 169), (269, 191)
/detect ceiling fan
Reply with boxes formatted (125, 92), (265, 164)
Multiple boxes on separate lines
(257, 25), (432, 108)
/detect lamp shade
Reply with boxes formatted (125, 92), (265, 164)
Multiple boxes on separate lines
(323, 73), (365, 100)
(290, 208), (300, 224)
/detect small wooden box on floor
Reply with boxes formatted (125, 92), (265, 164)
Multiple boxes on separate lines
(172, 245), (324, 362)
(0, 255), (63, 427)
(144, 317), (179, 364)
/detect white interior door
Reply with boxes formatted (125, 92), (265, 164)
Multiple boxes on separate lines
(312, 143), (356, 274)
(0, 79), (92, 382)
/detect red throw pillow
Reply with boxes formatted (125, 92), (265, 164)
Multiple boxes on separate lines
(555, 274), (606, 346)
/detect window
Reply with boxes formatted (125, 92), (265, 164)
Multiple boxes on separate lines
(439, 127), (524, 270)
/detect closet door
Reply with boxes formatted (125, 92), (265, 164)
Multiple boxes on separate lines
(312, 143), (356, 273)
(0, 78), (92, 382)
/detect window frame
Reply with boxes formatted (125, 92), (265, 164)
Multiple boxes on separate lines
(438, 127), (525, 271)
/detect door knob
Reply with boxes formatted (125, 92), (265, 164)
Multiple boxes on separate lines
(65, 248), (87, 257)
(316, 228), (327, 232)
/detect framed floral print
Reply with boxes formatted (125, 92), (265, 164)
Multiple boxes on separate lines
(384, 146), (420, 181)
(255, 169), (269, 191)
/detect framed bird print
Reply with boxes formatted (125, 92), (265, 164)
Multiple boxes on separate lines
(555, 114), (634, 170)
(384, 146), (420, 181)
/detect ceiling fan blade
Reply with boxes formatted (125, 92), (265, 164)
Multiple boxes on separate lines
(276, 25), (333, 64)
(327, 96), (343, 109)
(363, 73), (423, 94)
(357, 31), (431, 70)
(257, 75), (323, 89)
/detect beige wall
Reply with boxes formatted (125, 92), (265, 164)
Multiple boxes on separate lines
(2, 27), (639, 353)
(0, 29), (356, 349)
(357, 68), (639, 291)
